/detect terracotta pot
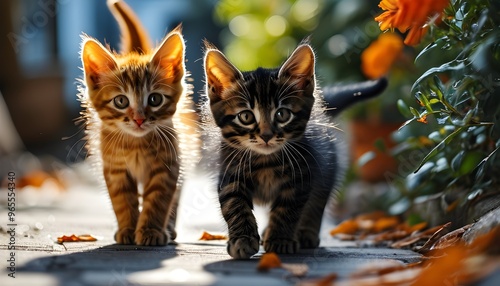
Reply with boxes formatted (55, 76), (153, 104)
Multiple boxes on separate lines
(349, 120), (400, 182)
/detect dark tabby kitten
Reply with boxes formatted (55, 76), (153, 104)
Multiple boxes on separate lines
(203, 42), (340, 259)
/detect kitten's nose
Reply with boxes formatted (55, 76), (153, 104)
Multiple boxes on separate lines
(134, 118), (145, 127)
(260, 132), (273, 143)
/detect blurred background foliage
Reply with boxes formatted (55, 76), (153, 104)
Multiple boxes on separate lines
(214, 0), (373, 80)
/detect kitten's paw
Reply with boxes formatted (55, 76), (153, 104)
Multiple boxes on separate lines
(227, 235), (260, 259)
(298, 230), (320, 249)
(167, 223), (177, 241)
(263, 238), (299, 254)
(114, 228), (136, 245)
(135, 228), (169, 246)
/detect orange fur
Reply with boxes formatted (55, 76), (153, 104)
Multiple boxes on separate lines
(79, 0), (199, 245)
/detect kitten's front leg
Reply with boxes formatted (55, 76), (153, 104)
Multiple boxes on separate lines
(264, 187), (308, 254)
(135, 163), (179, 246)
(104, 166), (139, 245)
(219, 182), (260, 259)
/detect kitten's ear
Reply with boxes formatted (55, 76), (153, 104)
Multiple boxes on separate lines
(81, 38), (117, 90)
(151, 30), (185, 82)
(278, 44), (315, 90)
(204, 49), (243, 101)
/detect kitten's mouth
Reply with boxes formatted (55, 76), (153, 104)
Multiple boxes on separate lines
(122, 123), (151, 137)
(253, 143), (281, 155)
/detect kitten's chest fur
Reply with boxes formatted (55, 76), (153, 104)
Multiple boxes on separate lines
(100, 130), (178, 184)
(226, 146), (309, 204)
(252, 164), (286, 204)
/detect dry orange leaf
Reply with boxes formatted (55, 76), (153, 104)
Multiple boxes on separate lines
(57, 234), (97, 244)
(330, 219), (359, 236)
(409, 222), (428, 233)
(412, 244), (466, 285)
(355, 211), (388, 221)
(430, 224), (471, 251)
(257, 252), (282, 272)
(199, 231), (228, 241)
(350, 259), (407, 278)
(298, 273), (337, 286)
(374, 230), (410, 242)
(373, 216), (401, 233)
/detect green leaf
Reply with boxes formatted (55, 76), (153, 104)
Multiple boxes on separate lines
(374, 138), (386, 152)
(414, 126), (466, 172)
(451, 151), (465, 173)
(410, 107), (420, 118)
(415, 37), (447, 63)
(357, 151), (376, 167)
(397, 99), (413, 118)
(406, 213), (425, 226)
(458, 151), (484, 176)
(416, 92), (434, 113)
(412, 60), (467, 91)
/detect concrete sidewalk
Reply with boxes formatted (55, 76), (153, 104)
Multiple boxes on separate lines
(0, 165), (447, 285)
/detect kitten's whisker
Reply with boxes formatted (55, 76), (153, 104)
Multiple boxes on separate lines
(219, 145), (245, 190)
(155, 126), (179, 162)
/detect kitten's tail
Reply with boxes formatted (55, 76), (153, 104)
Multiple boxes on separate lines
(322, 77), (388, 117)
(107, 0), (152, 54)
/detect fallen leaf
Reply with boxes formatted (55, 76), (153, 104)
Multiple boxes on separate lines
(417, 222), (451, 253)
(430, 224), (471, 251)
(374, 230), (411, 243)
(281, 263), (309, 277)
(16, 170), (65, 191)
(409, 222), (428, 233)
(57, 234), (97, 244)
(391, 234), (429, 249)
(355, 211), (388, 221)
(373, 216), (401, 233)
(199, 231), (228, 241)
(333, 233), (357, 241)
(330, 219), (359, 236)
(257, 252), (282, 272)
(298, 273), (337, 286)
(350, 259), (406, 278)
(412, 244), (466, 285)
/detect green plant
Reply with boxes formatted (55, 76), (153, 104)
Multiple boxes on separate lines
(394, 0), (500, 223)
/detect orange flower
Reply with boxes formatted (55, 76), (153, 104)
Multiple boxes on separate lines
(375, 0), (449, 46)
(375, 0), (399, 31)
(417, 114), (428, 124)
(361, 33), (403, 79)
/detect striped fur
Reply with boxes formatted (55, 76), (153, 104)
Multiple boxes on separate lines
(78, 0), (198, 246)
(203, 43), (339, 258)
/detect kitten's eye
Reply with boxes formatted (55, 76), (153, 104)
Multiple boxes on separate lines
(148, 93), (163, 107)
(238, 110), (255, 125)
(275, 108), (291, 123)
(113, 95), (129, 109)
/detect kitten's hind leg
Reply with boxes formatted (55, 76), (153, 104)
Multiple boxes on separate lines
(166, 191), (179, 242)
(263, 188), (307, 254)
(297, 189), (330, 249)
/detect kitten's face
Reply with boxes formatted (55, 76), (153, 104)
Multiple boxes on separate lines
(205, 45), (316, 155)
(81, 32), (185, 137)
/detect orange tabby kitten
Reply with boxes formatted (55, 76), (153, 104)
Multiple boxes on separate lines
(78, 0), (197, 246)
